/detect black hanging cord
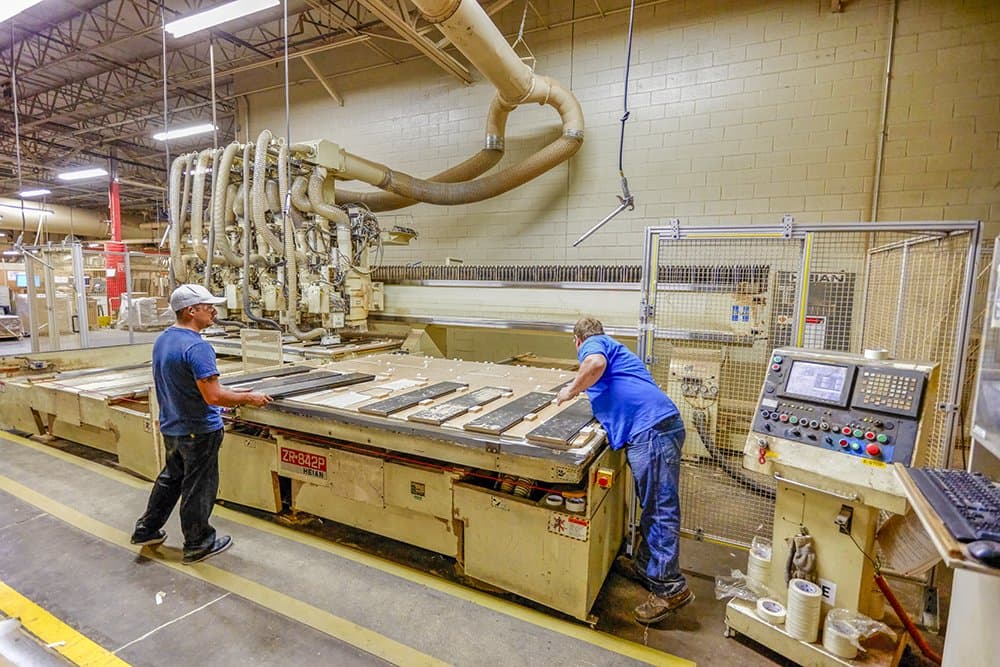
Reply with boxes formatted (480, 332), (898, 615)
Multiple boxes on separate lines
(573, 0), (638, 247)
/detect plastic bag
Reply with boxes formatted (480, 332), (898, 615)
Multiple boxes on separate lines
(822, 608), (897, 658)
(714, 569), (773, 602)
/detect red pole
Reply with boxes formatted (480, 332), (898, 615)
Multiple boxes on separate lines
(105, 177), (126, 312)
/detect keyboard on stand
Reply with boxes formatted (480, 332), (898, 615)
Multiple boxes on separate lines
(908, 468), (1000, 542)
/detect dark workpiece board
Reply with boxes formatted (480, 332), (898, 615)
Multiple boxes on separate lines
(269, 373), (376, 399)
(221, 365), (313, 386)
(526, 399), (595, 448)
(358, 381), (468, 417)
(463, 392), (555, 435)
(407, 386), (509, 425)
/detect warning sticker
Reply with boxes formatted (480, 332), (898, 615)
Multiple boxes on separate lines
(548, 512), (590, 542)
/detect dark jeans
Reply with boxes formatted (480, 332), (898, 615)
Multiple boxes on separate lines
(134, 428), (223, 556)
(626, 415), (687, 597)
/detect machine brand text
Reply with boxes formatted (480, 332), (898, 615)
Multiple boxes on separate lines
(280, 446), (327, 473)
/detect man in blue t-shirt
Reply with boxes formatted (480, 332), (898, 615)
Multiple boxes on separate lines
(556, 316), (692, 624)
(131, 284), (272, 564)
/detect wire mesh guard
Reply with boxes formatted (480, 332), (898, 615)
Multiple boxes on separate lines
(644, 227), (979, 548)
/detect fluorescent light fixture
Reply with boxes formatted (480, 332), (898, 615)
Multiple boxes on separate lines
(2, 250), (21, 256)
(0, 203), (54, 215)
(153, 123), (216, 141)
(18, 188), (51, 198)
(164, 0), (279, 38)
(57, 167), (108, 181)
(0, 0), (46, 25)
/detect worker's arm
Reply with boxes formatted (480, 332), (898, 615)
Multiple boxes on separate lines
(555, 353), (607, 405)
(196, 375), (273, 408)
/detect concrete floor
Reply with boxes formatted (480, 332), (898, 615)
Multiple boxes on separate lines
(0, 431), (945, 666)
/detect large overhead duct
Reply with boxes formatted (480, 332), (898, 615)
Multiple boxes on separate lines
(0, 198), (152, 241)
(165, 0), (586, 338)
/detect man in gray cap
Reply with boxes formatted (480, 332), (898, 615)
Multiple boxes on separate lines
(131, 284), (272, 563)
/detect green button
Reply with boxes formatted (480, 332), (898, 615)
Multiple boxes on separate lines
(853, 429), (864, 438)
(773, 355), (783, 363)
(789, 416), (798, 424)
(876, 433), (888, 443)
(850, 442), (861, 452)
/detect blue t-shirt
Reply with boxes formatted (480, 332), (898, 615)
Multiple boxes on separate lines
(153, 326), (223, 436)
(578, 335), (679, 449)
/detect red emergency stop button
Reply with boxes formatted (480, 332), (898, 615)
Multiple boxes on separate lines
(866, 444), (881, 457)
(595, 468), (614, 489)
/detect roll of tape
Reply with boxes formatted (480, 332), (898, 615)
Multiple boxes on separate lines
(822, 620), (858, 659)
(755, 598), (787, 625)
(789, 578), (822, 598)
(565, 497), (586, 513)
(747, 551), (771, 585)
(545, 493), (563, 507)
(786, 579), (822, 642)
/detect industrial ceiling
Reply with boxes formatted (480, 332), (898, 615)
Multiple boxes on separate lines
(0, 0), (640, 224)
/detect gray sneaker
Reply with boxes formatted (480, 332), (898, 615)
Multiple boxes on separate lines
(634, 588), (694, 625)
(182, 535), (233, 564)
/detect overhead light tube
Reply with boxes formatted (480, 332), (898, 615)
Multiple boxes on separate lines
(18, 188), (51, 198)
(164, 0), (279, 38)
(57, 168), (109, 182)
(153, 123), (216, 141)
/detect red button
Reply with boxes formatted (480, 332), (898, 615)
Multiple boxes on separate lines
(841, 426), (852, 435)
(839, 439), (849, 448)
(779, 414), (789, 422)
(866, 444), (881, 457)
(771, 363), (780, 371)
(865, 431), (876, 440)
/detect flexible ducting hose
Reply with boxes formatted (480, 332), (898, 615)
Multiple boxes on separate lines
(168, 154), (187, 284)
(212, 142), (243, 267)
(203, 147), (223, 288)
(284, 212), (325, 341)
(333, 99), (511, 211)
(691, 410), (776, 500)
(252, 129), (284, 254)
(189, 148), (214, 261)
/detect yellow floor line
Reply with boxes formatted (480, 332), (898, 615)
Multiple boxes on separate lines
(0, 431), (693, 666)
(0, 474), (445, 667)
(0, 580), (129, 667)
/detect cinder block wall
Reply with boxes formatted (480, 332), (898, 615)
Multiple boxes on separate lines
(242, 0), (999, 264)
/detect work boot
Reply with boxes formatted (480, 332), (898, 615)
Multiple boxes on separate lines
(634, 588), (694, 625)
(613, 555), (646, 586)
(182, 535), (233, 564)
(130, 529), (167, 547)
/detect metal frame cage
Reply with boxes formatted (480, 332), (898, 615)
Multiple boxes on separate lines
(638, 220), (982, 547)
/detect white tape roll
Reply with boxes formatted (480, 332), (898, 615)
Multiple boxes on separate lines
(823, 619), (859, 659)
(755, 598), (787, 625)
(786, 579), (822, 642)
(747, 551), (771, 586)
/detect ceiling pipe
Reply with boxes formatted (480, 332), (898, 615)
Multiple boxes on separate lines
(323, 0), (584, 207)
(0, 197), (149, 240)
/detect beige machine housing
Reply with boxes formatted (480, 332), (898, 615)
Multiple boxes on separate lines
(726, 347), (938, 667)
(215, 354), (625, 622)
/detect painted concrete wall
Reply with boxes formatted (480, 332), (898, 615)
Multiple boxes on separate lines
(239, 0), (999, 264)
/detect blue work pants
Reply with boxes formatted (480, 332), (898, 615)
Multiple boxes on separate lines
(626, 415), (687, 597)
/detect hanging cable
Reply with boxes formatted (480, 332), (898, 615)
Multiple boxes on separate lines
(573, 0), (637, 247)
(10, 21), (27, 246)
(159, 7), (175, 259)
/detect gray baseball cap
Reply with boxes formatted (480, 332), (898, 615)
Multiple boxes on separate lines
(169, 284), (226, 311)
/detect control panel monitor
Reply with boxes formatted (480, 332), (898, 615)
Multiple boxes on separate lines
(781, 360), (852, 407)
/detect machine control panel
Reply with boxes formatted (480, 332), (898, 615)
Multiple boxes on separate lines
(751, 349), (931, 465)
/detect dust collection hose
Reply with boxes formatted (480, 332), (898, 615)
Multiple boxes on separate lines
(691, 409), (775, 500)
